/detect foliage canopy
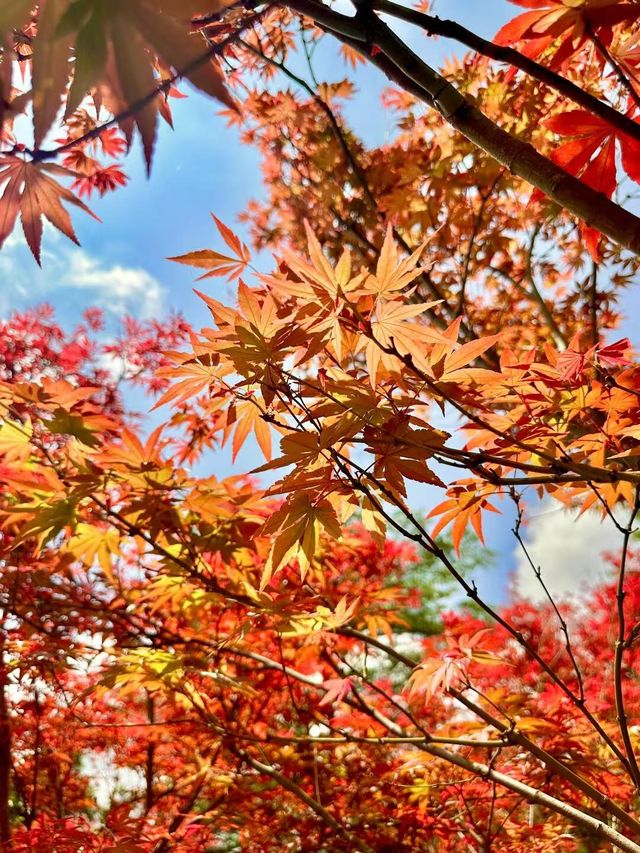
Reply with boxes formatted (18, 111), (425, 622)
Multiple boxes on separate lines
(3, 0), (640, 850)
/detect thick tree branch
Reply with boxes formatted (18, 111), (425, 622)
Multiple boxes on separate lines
(371, 0), (640, 144)
(283, 0), (640, 256)
(422, 742), (640, 853)
(327, 655), (640, 853)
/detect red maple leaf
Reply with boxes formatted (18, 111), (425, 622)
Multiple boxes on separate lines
(536, 110), (640, 257)
(319, 676), (356, 707)
(495, 1), (640, 69)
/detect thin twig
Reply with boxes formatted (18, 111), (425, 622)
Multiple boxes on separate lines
(511, 491), (585, 703)
(587, 24), (640, 112)
(614, 487), (640, 791)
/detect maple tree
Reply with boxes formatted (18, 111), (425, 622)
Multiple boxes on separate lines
(3, 0), (640, 850)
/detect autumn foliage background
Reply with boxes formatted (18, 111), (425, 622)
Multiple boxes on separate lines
(4, 0), (640, 851)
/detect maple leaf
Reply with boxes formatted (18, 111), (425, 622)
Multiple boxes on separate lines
(0, 417), (32, 464)
(280, 596), (359, 635)
(255, 431), (325, 477)
(544, 110), (640, 192)
(70, 164), (128, 198)
(406, 629), (504, 701)
(40, 0), (236, 168)
(92, 426), (172, 488)
(554, 335), (632, 380)
(224, 397), (273, 461)
(555, 333), (598, 381)
(279, 222), (364, 304)
(406, 654), (466, 701)
(339, 43), (366, 69)
(11, 496), (79, 551)
(362, 224), (429, 299)
(434, 335), (501, 383)
(595, 337), (632, 369)
(319, 675), (355, 707)
(44, 407), (116, 447)
(363, 418), (447, 497)
(0, 157), (97, 263)
(535, 110), (640, 256)
(67, 522), (121, 580)
(495, 1), (640, 68)
(364, 299), (446, 385)
(98, 128), (128, 158)
(429, 486), (501, 554)
(168, 214), (251, 280)
(261, 494), (343, 588)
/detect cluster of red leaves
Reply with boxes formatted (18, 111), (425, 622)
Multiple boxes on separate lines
(59, 127), (129, 199)
(492, 0), (640, 257)
(0, 305), (190, 416)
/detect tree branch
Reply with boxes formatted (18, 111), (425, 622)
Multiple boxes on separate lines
(450, 688), (640, 840)
(283, 0), (640, 256)
(236, 750), (377, 853)
(370, 0), (640, 144)
(422, 741), (640, 853)
(614, 489), (640, 791)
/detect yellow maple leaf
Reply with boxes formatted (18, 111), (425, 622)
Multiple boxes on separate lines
(67, 522), (121, 580)
(0, 418), (32, 464)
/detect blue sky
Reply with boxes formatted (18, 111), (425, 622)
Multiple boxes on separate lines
(7, 0), (624, 604)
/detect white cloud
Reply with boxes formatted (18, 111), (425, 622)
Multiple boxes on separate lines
(63, 251), (164, 318)
(513, 502), (623, 602)
(0, 229), (165, 320)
